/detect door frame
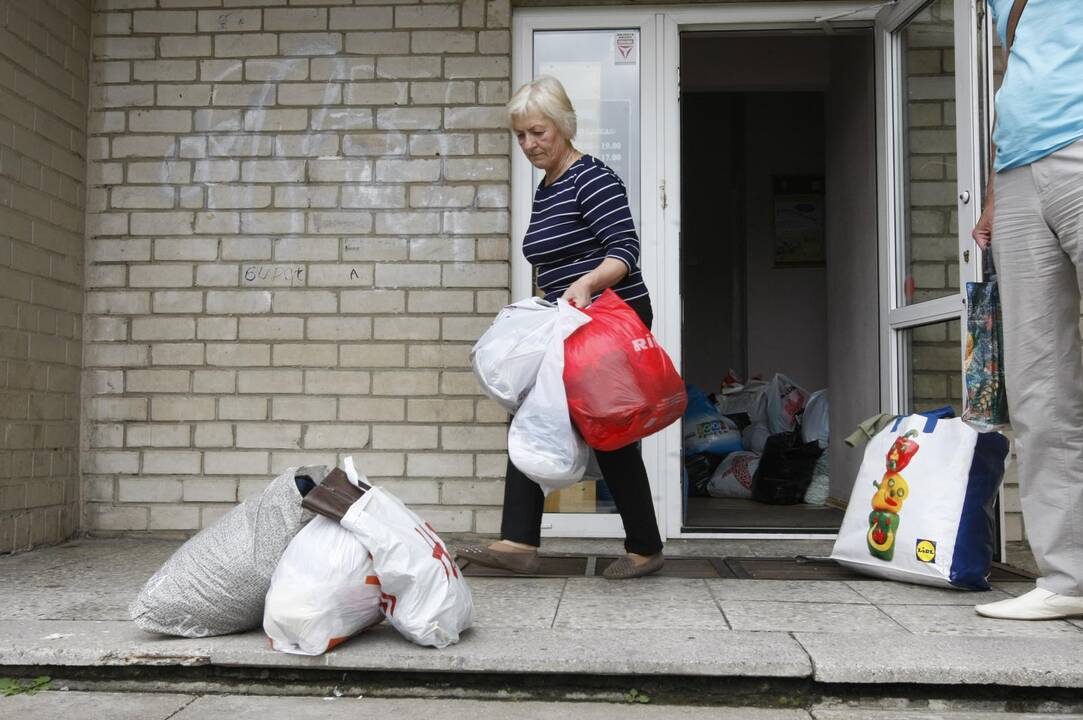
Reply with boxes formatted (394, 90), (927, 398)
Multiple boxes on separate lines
(513, 1), (973, 541)
(874, 0), (984, 415)
(511, 7), (664, 539)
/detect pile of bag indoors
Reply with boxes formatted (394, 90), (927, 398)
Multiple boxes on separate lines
(682, 373), (830, 506)
(130, 457), (473, 654)
(471, 290), (687, 494)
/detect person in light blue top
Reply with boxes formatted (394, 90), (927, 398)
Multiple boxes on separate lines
(973, 0), (1083, 622)
(988, 0), (1083, 170)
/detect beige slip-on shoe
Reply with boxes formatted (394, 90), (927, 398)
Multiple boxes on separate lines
(602, 553), (664, 579)
(975, 587), (1083, 620)
(456, 544), (541, 574)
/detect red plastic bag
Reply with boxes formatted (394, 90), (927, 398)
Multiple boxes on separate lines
(563, 290), (687, 451)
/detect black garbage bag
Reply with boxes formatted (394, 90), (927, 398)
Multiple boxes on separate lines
(752, 431), (823, 505)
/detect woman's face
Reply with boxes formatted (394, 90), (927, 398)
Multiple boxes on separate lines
(512, 112), (569, 173)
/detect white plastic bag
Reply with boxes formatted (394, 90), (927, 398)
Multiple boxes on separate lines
(263, 515), (383, 656)
(802, 389), (829, 448)
(471, 297), (556, 412)
(707, 451), (760, 499)
(507, 299), (591, 494)
(341, 486), (474, 648)
(766, 374), (809, 434)
(130, 465), (327, 637)
(718, 379), (766, 417)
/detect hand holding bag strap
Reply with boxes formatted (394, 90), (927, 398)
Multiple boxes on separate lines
(1006, 0), (1029, 51)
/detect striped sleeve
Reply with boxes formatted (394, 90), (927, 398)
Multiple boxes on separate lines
(574, 165), (640, 272)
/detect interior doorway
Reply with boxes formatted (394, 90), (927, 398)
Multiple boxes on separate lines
(678, 31), (879, 533)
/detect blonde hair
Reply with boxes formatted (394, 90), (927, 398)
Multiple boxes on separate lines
(507, 75), (577, 140)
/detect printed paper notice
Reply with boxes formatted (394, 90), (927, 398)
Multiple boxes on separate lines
(614, 32), (636, 65)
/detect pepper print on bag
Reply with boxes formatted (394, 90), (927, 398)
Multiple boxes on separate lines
(867, 430), (918, 561)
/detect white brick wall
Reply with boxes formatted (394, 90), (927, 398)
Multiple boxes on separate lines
(0, 0), (91, 553)
(84, 0), (512, 534)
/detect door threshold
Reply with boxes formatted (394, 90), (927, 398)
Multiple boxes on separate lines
(675, 531), (838, 540)
(681, 526), (841, 535)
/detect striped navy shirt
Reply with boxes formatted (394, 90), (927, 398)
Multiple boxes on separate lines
(523, 155), (649, 304)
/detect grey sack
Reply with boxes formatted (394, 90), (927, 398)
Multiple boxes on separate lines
(130, 465), (329, 637)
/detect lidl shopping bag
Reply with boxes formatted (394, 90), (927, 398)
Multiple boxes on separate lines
(563, 289), (687, 451)
(341, 487), (474, 648)
(471, 297), (556, 412)
(263, 516), (383, 656)
(508, 299), (592, 494)
(830, 408), (1010, 590)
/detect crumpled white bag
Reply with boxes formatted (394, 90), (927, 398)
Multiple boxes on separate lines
(471, 297), (557, 412)
(765, 373), (809, 434)
(507, 299), (591, 495)
(707, 451), (760, 500)
(340, 485), (474, 648)
(263, 515), (383, 656)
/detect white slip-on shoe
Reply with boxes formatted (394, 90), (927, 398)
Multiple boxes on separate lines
(975, 588), (1083, 620)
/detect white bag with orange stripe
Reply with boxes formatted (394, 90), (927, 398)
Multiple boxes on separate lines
(263, 515), (384, 656)
(340, 486), (474, 648)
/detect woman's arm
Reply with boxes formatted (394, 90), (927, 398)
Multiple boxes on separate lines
(561, 257), (628, 308)
(560, 165), (639, 307)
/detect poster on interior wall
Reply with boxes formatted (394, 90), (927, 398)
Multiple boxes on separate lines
(772, 175), (825, 267)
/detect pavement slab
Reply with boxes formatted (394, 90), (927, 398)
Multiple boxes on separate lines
(466, 578), (565, 628)
(796, 633), (1083, 687)
(880, 604), (1083, 638)
(992, 581), (1039, 597)
(706, 579), (870, 604)
(846, 581), (1011, 607)
(0, 691), (195, 720)
(552, 578), (729, 630)
(720, 600), (906, 634)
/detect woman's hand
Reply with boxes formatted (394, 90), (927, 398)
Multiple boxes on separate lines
(972, 158), (995, 250)
(561, 275), (594, 309)
(972, 201), (993, 250)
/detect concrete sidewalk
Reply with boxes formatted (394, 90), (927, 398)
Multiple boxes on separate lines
(2, 538), (1082, 692)
(6, 691), (1083, 720)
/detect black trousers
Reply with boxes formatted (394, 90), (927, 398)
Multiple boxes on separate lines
(499, 296), (664, 556)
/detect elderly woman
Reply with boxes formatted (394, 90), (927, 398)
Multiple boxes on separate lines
(458, 75), (664, 579)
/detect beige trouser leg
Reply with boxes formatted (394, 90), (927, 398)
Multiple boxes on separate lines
(992, 139), (1083, 596)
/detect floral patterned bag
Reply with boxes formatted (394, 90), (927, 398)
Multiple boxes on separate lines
(962, 251), (1010, 432)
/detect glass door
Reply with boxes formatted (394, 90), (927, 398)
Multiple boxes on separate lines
(511, 11), (664, 539)
(876, 0), (983, 415)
